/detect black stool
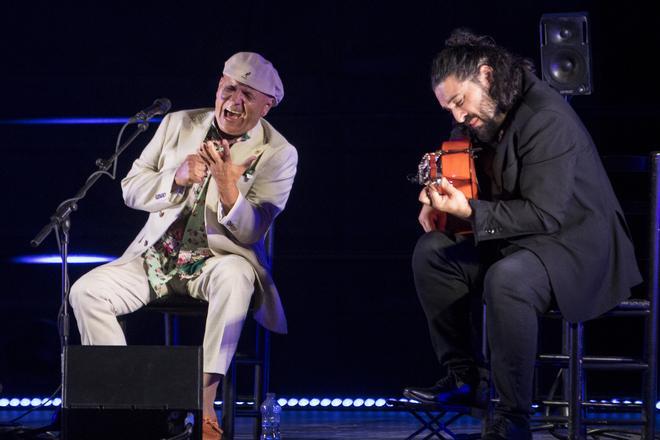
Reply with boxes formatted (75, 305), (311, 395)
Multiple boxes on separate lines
(529, 152), (659, 439)
(533, 299), (657, 439)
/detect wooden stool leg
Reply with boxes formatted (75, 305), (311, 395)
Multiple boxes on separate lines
(567, 321), (586, 440)
(163, 312), (171, 346)
(222, 362), (237, 440)
(643, 151), (660, 439)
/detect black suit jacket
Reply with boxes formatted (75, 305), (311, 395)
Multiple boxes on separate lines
(469, 71), (642, 322)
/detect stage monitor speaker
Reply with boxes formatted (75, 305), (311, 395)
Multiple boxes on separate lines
(62, 345), (202, 440)
(540, 12), (592, 95)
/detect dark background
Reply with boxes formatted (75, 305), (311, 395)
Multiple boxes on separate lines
(0, 1), (657, 400)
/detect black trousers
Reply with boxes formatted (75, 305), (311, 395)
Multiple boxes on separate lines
(412, 231), (553, 415)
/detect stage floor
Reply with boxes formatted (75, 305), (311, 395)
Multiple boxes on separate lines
(0, 408), (656, 439)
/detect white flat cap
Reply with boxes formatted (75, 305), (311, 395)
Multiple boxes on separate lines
(223, 52), (284, 105)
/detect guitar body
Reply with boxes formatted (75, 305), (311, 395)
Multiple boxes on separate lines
(414, 139), (479, 234)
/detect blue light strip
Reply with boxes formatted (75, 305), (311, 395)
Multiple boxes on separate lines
(11, 254), (116, 264)
(207, 396), (660, 410)
(0, 398), (62, 408)
(0, 117), (162, 125)
(2, 397), (659, 410)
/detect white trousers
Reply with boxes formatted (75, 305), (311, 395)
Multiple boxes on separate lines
(69, 254), (256, 375)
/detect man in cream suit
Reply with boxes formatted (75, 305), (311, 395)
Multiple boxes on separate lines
(70, 52), (297, 440)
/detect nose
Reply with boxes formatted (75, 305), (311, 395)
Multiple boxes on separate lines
(231, 90), (245, 104)
(451, 107), (467, 123)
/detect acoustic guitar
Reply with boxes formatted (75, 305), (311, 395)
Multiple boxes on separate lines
(410, 139), (480, 234)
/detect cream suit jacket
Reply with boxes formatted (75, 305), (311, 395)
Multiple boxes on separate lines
(110, 108), (297, 334)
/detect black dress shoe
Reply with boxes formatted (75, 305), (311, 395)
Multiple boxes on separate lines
(403, 370), (484, 407)
(481, 413), (531, 440)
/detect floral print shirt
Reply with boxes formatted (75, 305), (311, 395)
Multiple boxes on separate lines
(143, 179), (212, 296)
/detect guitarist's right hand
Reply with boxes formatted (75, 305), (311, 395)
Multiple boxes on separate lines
(420, 178), (473, 219)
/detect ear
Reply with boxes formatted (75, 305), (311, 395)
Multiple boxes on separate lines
(260, 98), (275, 117)
(477, 64), (494, 88)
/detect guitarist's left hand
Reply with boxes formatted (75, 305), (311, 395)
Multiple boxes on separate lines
(419, 177), (473, 219)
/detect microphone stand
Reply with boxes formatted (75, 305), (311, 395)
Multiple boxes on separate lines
(30, 117), (152, 416)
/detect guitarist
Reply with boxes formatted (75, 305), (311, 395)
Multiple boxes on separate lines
(404, 29), (641, 440)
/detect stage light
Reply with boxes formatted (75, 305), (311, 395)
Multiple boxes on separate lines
(9, 399), (20, 407)
(20, 398), (30, 407)
(320, 398), (331, 407)
(0, 399), (9, 407)
(375, 399), (386, 407)
(353, 398), (364, 407)
(309, 398), (320, 407)
(298, 398), (310, 407)
(364, 398), (375, 407)
(656, 401), (660, 410)
(11, 254), (115, 264)
(52, 398), (62, 406)
(331, 398), (342, 407)
(30, 398), (42, 406)
(277, 398), (287, 407)
(287, 398), (299, 407)
(0, 117), (162, 125)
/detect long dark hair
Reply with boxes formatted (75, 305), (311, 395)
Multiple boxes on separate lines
(430, 28), (534, 114)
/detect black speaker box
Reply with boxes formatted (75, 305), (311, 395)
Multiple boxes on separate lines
(540, 12), (592, 95)
(62, 345), (202, 440)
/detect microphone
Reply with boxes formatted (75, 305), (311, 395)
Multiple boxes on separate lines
(128, 98), (172, 123)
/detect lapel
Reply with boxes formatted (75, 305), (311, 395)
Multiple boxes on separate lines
(229, 120), (267, 166)
(492, 72), (535, 195)
(176, 110), (215, 165)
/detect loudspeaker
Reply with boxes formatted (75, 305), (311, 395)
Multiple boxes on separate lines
(62, 345), (202, 440)
(540, 12), (592, 95)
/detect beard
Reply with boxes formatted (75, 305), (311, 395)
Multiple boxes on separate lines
(463, 86), (505, 143)
(467, 117), (502, 143)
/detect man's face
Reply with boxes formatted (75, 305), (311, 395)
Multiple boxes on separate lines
(215, 76), (274, 136)
(433, 67), (504, 142)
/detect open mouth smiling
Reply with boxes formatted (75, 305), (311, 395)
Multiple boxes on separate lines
(224, 107), (244, 120)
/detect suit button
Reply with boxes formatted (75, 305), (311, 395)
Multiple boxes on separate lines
(143, 240), (149, 246)
(159, 211), (165, 217)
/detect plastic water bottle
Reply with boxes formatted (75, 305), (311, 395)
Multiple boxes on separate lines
(260, 392), (281, 439)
